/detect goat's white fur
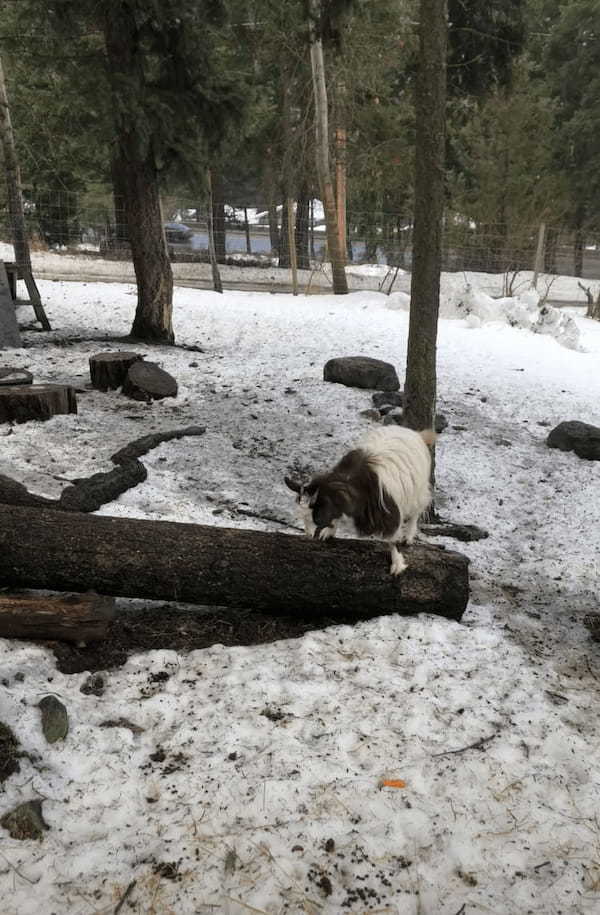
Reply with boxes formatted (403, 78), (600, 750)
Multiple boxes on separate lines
(360, 425), (434, 573)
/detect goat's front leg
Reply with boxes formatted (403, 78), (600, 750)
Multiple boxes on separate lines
(317, 520), (337, 541)
(403, 515), (419, 545)
(388, 541), (407, 576)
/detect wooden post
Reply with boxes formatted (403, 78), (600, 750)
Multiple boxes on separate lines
(286, 198), (298, 295)
(206, 168), (223, 293)
(532, 221), (546, 290)
(244, 207), (252, 254)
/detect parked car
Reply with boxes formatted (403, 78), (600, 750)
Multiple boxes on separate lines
(164, 222), (194, 243)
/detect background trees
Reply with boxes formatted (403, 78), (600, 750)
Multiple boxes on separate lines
(0, 0), (598, 320)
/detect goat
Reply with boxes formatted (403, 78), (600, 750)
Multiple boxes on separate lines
(285, 425), (435, 575)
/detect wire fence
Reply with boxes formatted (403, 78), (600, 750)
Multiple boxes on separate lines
(1, 189), (600, 292)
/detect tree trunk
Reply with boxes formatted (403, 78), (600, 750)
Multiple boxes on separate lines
(544, 224), (558, 274)
(403, 0), (447, 439)
(573, 206), (585, 278)
(0, 506), (470, 622)
(308, 0), (348, 294)
(110, 155), (129, 247)
(0, 591), (115, 643)
(278, 197), (290, 267)
(103, 7), (174, 344)
(334, 79), (347, 263)
(206, 168), (223, 293)
(243, 207), (252, 254)
(210, 167), (226, 263)
(0, 55), (50, 331)
(295, 189), (310, 269)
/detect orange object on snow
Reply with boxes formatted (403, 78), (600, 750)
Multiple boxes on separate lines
(380, 778), (406, 789)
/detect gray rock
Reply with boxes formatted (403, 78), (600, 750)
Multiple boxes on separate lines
(546, 421), (600, 461)
(38, 696), (69, 743)
(382, 410), (448, 433)
(123, 360), (178, 401)
(372, 390), (404, 410)
(324, 356), (400, 391)
(80, 673), (105, 697)
(1, 799), (49, 840)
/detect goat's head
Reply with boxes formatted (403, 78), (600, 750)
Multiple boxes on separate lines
(285, 473), (352, 535)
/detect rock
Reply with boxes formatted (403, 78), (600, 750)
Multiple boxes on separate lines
(38, 696), (69, 743)
(359, 409), (382, 422)
(80, 673), (105, 696)
(372, 391), (404, 410)
(324, 356), (400, 391)
(122, 361), (178, 402)
(546, 421), (600, 461)
(382, 410), (448, 433)
(0, 367), (33, 386)
(1, 799), (49, 840)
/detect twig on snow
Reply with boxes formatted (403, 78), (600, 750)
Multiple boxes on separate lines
(432, 732), (498, 757)
(114, 880), (136, 914)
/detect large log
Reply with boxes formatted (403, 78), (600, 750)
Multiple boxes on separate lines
(0, 505), (470, 621)
(0, 591), (115, 643)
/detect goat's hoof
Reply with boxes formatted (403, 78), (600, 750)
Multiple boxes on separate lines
(390, 557), (407, 576)
(318, 526), (335, 541)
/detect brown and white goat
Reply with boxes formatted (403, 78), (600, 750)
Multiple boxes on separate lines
(285, 425), (435, 575)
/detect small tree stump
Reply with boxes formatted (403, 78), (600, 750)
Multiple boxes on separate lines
(0, 384), (77, 424)
(122, 360), (178, 401)
(89, 351), (142, 391)
(0, 368), (33, 386)
(0, 591), (115, 643)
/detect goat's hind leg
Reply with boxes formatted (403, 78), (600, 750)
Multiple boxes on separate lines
(388, 541), (407, 576)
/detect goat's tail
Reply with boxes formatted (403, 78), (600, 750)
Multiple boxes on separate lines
(419, 428), (437, 447)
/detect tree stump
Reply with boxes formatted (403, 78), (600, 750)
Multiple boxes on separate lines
(89, 351), (142, 391)
(0, 384), (77, 423)
(122, 360), (178, 401)
(0, 368), (33, 386)
(0, 591), (115, 643)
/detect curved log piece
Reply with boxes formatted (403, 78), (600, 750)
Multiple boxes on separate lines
(89, 351), (142, 391)
(0, 426), (206, 513)
(0, 506), (470, 622)
(0, 384), (77, 423)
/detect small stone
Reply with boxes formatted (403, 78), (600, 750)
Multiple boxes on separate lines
(80, 673), (105, 696)
(372, 390), (404, 409)
(1, 800), (49, 840)
(38, 696), (69, 743)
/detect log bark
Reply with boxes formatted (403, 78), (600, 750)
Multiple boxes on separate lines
(0, 506), (470, 621)
(89, 351), (142, 391)
(0, 591), (115, 643)
(0, 384), (77, 423)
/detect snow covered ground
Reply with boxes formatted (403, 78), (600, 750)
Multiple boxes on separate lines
(1, 270), (599, 914)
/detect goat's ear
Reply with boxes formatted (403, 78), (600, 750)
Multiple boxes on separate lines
(284, 476), (302, 494)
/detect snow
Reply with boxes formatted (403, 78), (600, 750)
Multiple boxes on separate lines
(1, 267), (600, 913)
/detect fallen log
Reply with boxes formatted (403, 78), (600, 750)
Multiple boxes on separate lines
(0, 591), (115, 643)
(0, 506), (470, 621)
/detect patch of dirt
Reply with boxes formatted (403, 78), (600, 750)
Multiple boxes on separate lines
(0, 721), (21, 782)
(46, 605), (361, 674)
